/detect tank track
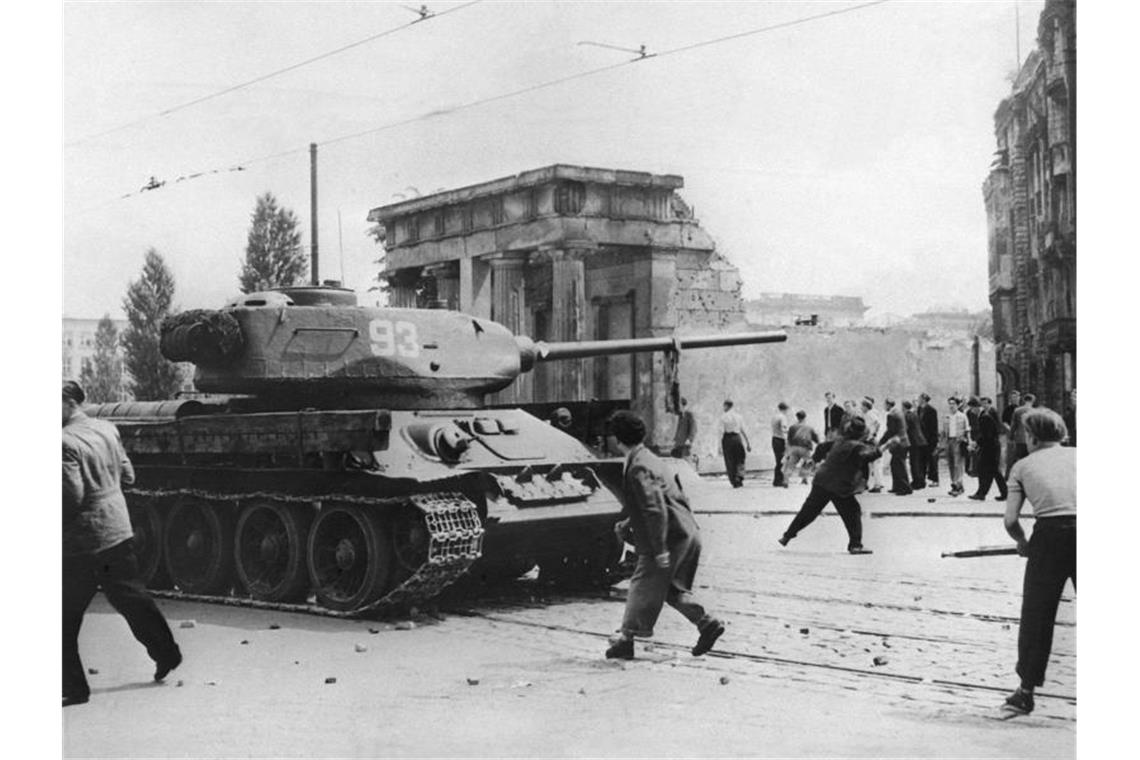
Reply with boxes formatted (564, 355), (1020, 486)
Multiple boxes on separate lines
(130, 487), (484, 618)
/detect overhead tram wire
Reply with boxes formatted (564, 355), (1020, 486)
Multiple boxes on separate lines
(64, 0), (485, 148)
(87, 0), (891, 209)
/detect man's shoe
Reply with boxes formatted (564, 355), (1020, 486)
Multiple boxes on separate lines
(894, 490), (913, 496)
(847, 546), (873, 555)
(968, 494), (985, 501)
(868, 486), (882, 493)
(1000, 687), (1035, 717)
(692, 621), (725, 656)
(605, 638), (635, 660)
(154, 650), (183, 682)
(995, 495), (1007, 502)
(777, 535), (790, 547)
(62, 693), (89, 708)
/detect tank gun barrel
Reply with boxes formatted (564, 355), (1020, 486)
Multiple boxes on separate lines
(515, 331), (786, 372)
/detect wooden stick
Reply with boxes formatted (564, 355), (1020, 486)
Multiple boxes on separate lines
(940, 545), (1020, 558)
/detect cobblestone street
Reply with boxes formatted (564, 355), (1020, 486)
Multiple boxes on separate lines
(64, 466), (1075, 758)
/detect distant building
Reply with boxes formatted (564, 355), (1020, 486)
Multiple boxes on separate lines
(62, 316), (127, 381)
(368, 164), (749, 444)
(983, 0), (1075, 413)
(743, 293), (868, 328)
(903, 308), (988, 339)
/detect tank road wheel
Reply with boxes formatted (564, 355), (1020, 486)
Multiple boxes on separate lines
(164, 497), (235, 595)
(390, 505), (430, 583)
(234, 501), (312, 602)
(128, 496), (171, 589)
(307, 504), (394, 612)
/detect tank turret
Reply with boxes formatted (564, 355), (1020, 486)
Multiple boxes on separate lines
(160, 285), (786, 409)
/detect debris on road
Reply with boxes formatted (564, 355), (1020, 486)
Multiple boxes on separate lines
(179, 620), (196, 629)
(268, 623), (280, 630)
(87, 668), (99, 675)
(466, 678), (480, 686)
(719, 676), (731, 685)
(395, 621), (416, 631)
(324, 677), (337, 684)
(355, 644), (368, 653)
(873, 656), (889, 666)
(240, 639), (249, 645)
(799, 627), (810, 635)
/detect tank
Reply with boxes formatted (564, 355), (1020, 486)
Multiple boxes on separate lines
(87, 285), (786, 616)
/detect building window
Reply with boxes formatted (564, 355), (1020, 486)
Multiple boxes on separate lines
(433, 212), (444, 238)
(462, 206), (474, 233)
(554, 181), (585, 215)
(490, 197), (504, 226)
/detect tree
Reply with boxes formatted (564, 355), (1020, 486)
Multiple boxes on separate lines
(122, 248), (183, 401)
(239, 192), (306, 293)
(79, 314), (126, 403)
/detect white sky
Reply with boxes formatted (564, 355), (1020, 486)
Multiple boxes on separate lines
(63, 0), (1045, 320)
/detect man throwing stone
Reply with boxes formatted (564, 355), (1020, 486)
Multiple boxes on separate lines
(605, 410), (725, 660)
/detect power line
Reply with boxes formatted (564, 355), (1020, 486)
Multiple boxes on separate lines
(90, 0), (891, 206)
(64, 1), (484, 148)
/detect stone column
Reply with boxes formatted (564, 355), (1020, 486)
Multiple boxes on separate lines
(549, 246), (590, 401)
(459, 256), (492, 319)
(488, 253), (530, 404)
(632, 249), (678, 444)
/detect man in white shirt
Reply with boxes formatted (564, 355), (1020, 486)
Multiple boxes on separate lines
(718, 400), (751, 488)
(860, 396), (885, 493)
(943, 396), (972, 496)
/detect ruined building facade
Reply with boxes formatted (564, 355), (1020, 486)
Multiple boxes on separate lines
(983, 0), (1075, 413)
(368, 165), (748, 442)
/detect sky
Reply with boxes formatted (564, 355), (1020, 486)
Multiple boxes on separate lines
(63, 0), (1044, 321)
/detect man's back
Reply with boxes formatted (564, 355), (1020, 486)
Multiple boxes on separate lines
(63, 413), (135, 556)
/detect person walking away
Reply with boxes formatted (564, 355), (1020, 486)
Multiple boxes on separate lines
(718, 400), (750, 488)
(671, 397), (697, 465)
(918, 393), (940, 487)
(823, 391), (844, 440)
(62, 380), (182, 707)
(999, 409), (1075, 717)
(882, 398), (912, 495)
(965, 397), (982, 478)
(943, 396), (972, 496)
(970, 396), (1008, 501)
(785, 410), (820, 484)
(770, 402), (791, 488)
(605, 410), (726, 660)
(859, 397), (885, 493)
(777, 415), (893, 554)
(903, 399), (927, 490)
(1007, 393), (1035, 476)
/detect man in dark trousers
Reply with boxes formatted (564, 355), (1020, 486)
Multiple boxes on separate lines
(671, 396), (697, 461)
(903, 399), (927, 490)
(605, 410), (725, 660)
(63, 380), (182, 707)
(823, 391), (844, 440)
(918, 393), (940, 487)
(883, 397), (912, 495)
(770, 401), (790, 488)
(970, 396), (1008, 501)
(778, 415), (893, 554)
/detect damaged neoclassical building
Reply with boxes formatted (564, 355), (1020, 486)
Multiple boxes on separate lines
(367, 164), (749, 441)
(984, 0), (1075, 414)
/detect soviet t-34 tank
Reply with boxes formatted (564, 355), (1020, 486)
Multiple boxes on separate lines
(87, 285), (785, 615)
